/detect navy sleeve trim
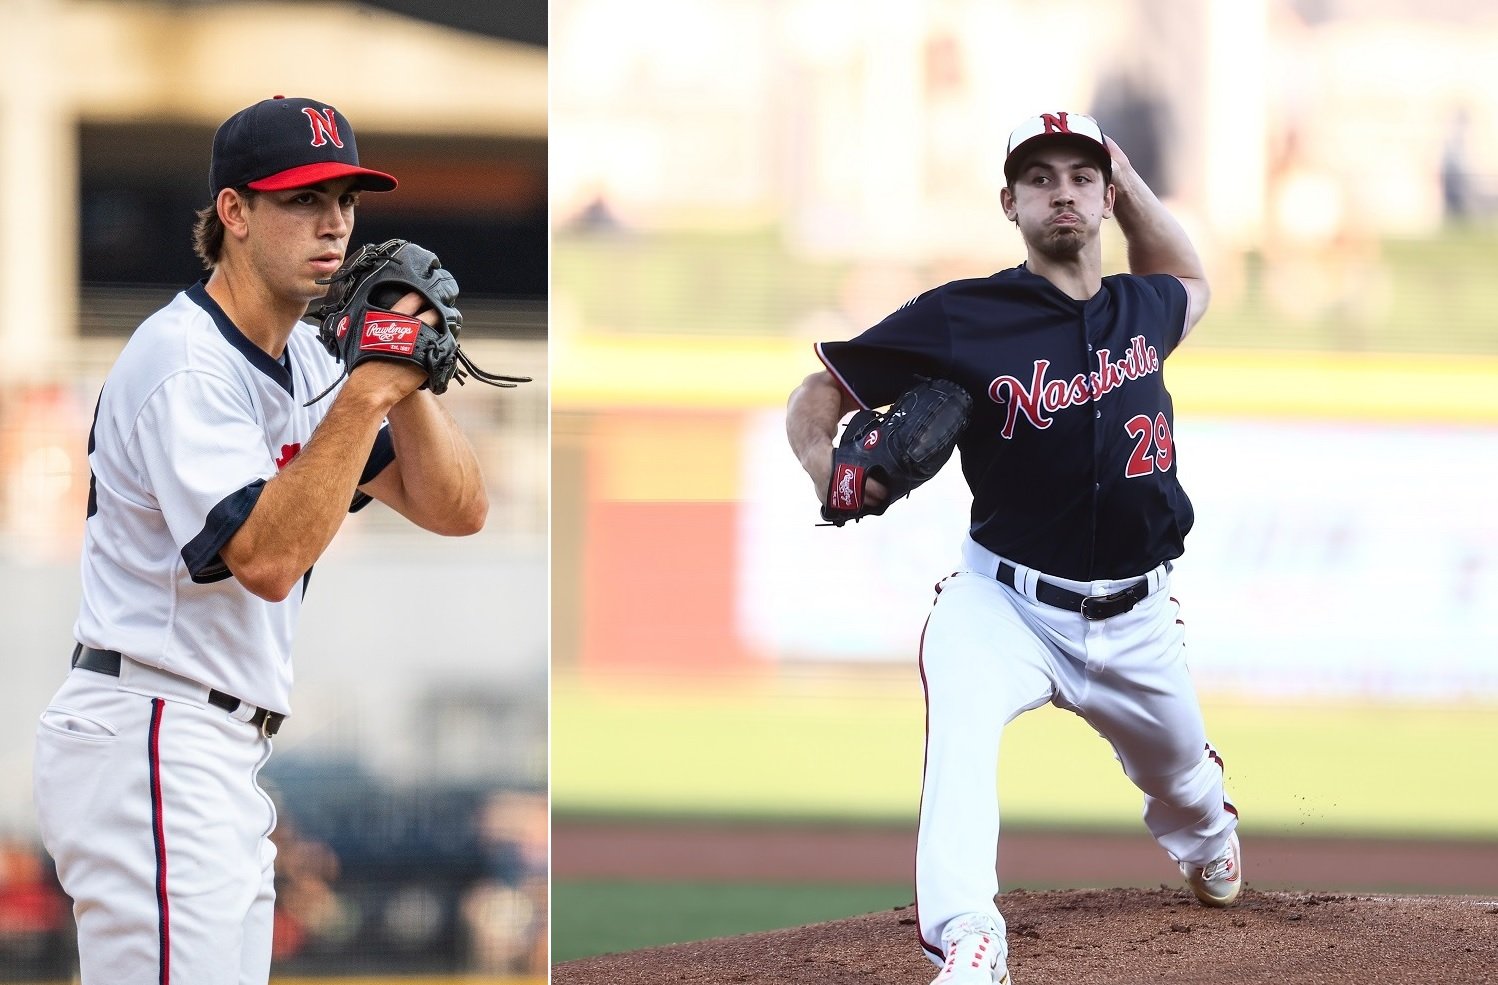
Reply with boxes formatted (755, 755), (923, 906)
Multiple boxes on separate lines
(359, 425), (396, 485)
(349, 425), (396, 514)
(181, 479), (266, 584)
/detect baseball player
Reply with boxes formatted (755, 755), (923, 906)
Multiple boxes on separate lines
(786, 112), (1240, 984)
(32, 96), (491, 985)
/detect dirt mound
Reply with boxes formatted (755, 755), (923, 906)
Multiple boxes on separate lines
(552, 887), (1498, 984)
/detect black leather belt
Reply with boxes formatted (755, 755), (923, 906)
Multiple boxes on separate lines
(996, 562), (1149, 621)
(71, 645), (284, 737)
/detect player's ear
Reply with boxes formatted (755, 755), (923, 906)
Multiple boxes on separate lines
(1101, 181), (1116, 220)
(1000, 186), (1018, 223)
(217, 187), (252, 242)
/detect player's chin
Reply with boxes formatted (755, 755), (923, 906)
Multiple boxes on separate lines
(1036, 229), (1087, 260)
(285, 283), (332, 313)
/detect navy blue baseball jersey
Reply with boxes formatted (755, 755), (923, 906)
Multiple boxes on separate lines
(817, 263), (1193, 580)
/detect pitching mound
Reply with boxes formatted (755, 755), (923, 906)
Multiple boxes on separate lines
(552, 887), (1498, 984)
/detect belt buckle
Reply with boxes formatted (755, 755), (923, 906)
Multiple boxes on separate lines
(259, 712), (273, 739)
(1080, 590), (1127, 621)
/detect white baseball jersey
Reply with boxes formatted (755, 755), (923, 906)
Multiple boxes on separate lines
(75, 281), (393, 715)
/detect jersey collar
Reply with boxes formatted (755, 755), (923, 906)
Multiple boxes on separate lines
(1012, 262), (1110, 310)
(186, 281), (295, 396)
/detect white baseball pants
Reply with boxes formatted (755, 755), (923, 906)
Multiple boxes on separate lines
(33, 659), (279, 985)
(915, 538), (1237, 963)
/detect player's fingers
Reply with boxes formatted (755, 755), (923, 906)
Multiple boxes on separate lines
(390, 290), (440, 326)
(388, 290), (423, 314)
(865, 476), (890, 509)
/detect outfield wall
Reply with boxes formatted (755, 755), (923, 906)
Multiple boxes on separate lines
(553, 342), (1498, 701)
(740, 413), (1498, 699)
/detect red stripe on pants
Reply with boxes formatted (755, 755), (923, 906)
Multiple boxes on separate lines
(148, 698), (170, 985)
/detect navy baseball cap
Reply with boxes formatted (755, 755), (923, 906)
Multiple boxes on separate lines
(1003, 111), (1112, 184)
(209, 95), (397, 197)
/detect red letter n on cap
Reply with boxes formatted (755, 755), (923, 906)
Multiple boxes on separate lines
(1041, 112), (1072, 134)
(302, 107), (345, 148)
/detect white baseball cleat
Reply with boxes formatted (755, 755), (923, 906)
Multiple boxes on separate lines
(931, 914), (1011, 984)
(1181, 830), (1243, 907)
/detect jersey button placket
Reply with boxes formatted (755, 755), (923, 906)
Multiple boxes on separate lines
(1084, 318), (1104, 563)
(1090, 342), (1100, 419)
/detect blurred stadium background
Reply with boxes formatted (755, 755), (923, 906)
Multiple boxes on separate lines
(549, 0), (1498, 964)
(0, 2), (546, 982)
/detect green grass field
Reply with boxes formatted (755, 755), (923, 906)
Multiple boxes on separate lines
(553, 672), (1498, 838)
(552, 670), (1498, 962)
(550, 881), (910, 962)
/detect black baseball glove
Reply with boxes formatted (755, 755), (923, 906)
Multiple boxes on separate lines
(305, 239), (530, 405)
(821, 377), (973, 526)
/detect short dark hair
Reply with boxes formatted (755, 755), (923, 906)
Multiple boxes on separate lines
(191, 187), (257, 270)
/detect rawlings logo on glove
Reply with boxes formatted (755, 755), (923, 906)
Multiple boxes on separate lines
(304, 239), (531, 404)
(360, 314), (422, 353)
(830, 463), (865, 512)
(821, 377), (973, 526)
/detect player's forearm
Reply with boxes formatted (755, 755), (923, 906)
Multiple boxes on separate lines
(1110, 163), (1207, 284)
(786, 371), (853, 503)
(379, 390), (488, 536)
(223, 376), (400, 601)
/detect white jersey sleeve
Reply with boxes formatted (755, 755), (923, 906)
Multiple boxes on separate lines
(132, 369), (277, 582)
